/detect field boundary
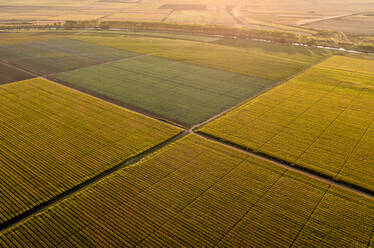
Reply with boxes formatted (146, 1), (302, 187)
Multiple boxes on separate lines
(195, 131), (374, 199)
(191, 55), (333, 130)
(48, 76), (187, 128)
(0, 130), (188, 233)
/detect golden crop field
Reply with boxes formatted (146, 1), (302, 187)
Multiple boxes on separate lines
(200, 55), (374, 191)
(0, 78), (181, 225)
(318, 55), (374, 75)
(1, 134), (373, 247)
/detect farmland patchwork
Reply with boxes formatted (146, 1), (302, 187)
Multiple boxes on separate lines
(200, 56), (374, 191)
(1, 135), (373, 247)
(0, 78), (180, 225)
(51, 55), (275, 126)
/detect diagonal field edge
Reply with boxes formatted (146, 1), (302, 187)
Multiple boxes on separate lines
(0, 130), (188, 233)
(47, 76), (187, 128)
(195, 131), (374, 199)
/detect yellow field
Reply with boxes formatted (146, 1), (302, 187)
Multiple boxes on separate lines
(0, 134), (373, 247)
(200, 55), (374, 191)
(0, 78), (181, 224)
(318, 55), (374, 75)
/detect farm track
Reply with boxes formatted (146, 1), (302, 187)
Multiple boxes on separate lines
(1, 48), (373, 234)
(162, 9), (175, 23)
(300, 12), (363, 26)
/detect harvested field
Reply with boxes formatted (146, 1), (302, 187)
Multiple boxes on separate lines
(0, 62), (34, 84)
(0, 38), (138, 75)
(159, 4), (206, 10)
(1, 135), (373, 247)
(200, 55), (374, 191)
(0, 78), (181, 225)
(102, 11), (169, 22)
(50, 55), (275, 126)
(306, 14), (374, 35)
(166, 9), (237, 26)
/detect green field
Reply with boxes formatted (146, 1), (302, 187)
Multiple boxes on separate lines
(1, 135), (373, 247)
(51, 55), (275, 126)
(0, 38), (138, 75)
(200, 55), (374, 191)
(0, 78), (180, 225)
(73, 35), (330, 81)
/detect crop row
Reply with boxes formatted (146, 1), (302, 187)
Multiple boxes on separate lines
(1, 134), (373, 247)
(200, 55), (374, 191)
(0, 78), (180, 224)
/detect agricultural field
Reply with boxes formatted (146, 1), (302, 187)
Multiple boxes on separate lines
(318, 55), (374, 75)
(1, 135), (373, 247)
(72, 35), (199, 55)
(0, 78), (180, 225)
(0, 31), (76, 46)
(200, 55), (374, 191)
(166, 8), (237, 26)
(50, 55), (274, 126)
(306, 13), (374, 35)
(0, 37), (138, 75)
(0, 63), (33, 85)
(76, 35), (330, 81)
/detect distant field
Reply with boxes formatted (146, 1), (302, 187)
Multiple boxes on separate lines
(0, 32), (73, 46)
(166, 9), (237, 26)
(200, 55), (374, 191)
(1, 135), (373, 247)
(118, 31), (220, 42)
(51, 55), (274, 126)
(0, 78), (180, 225)
(0, 62), (33, 84)
(72, 35), (199, 55)
(156, 41), (330, 81)
(75, 36), (330, 81)
(0, 38), (137, 75)
(306, 14), (374, 35)
(1, 0), (373, 34)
